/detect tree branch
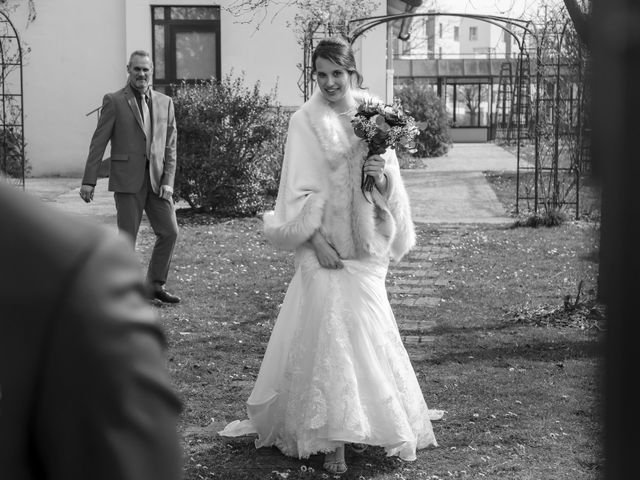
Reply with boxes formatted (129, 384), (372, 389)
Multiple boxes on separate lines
(563, 0), (590, 49)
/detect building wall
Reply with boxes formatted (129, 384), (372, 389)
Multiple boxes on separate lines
(394, 10), (511, 61)
(123, 0), (300, 106)
(459, 18), (491, 56)
(489, 24), (510, 57)
(436, 16), (460, 58)
(17, 0), (127, 176)
(352, 17), (387, 101)
(14, 0), (387, 176)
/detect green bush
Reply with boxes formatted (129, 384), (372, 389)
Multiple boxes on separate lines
(394, 82), (452, 158)
(172, 74), (289, 216)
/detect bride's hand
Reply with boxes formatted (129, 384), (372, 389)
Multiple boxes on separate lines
(310, 231), (343, 269)
(363, 154), (388, 192)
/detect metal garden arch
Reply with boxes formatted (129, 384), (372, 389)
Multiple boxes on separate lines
(0, 9), (25, 188)
(300, 10), (589, 219)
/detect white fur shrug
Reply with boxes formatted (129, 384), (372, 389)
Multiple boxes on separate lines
(263, 90), (416, 263)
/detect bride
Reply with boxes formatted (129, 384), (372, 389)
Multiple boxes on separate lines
(219, 36), (439, 475)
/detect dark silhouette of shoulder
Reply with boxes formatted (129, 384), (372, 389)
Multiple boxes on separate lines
(0, 183), (182, 480)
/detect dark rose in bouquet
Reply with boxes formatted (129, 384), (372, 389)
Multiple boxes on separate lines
(351, 98), (418, 198)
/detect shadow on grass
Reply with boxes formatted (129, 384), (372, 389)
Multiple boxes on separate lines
(422, 337), (601, 366)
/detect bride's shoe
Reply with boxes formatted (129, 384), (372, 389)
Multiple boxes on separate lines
(323, 445), (347, 475)
(349, 443), (368, 454)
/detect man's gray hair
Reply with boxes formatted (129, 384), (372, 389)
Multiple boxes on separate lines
(128, 50), (153, 68)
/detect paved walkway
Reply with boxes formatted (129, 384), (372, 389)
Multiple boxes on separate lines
(24, 143), (520, 226)
(389, 143), (523, 343)
(24, 176), (118, 229)
(22, 143), (519, 346)
(406, 142), (522, 224)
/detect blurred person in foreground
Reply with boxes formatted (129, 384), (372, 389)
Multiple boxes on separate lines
(80, 49), (180, 304)
(0, 181), (183, 480)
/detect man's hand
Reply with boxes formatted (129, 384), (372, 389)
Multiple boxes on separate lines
(80, 185), (95, 203)
(159, 185), (173, 201)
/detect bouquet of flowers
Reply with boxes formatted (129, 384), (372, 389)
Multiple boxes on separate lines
(351, 97), (419, 196)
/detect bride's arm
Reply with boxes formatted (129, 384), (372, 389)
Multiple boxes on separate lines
(263, 112), (327, 250)
(379, 149), (416, 262)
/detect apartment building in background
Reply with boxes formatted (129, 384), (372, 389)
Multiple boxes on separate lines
(391, 3), (518, 142)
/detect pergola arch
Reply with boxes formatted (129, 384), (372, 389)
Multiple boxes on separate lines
(300, 9), (588, 219)
(0, 9), (25, 188)
(349, 12), (537, 51)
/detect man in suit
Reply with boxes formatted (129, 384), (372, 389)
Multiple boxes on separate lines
(80, 50), (180, 303)
(0, 181), (183, 480)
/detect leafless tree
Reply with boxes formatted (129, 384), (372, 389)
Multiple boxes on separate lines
(225, 0), (380, 40)
(0, 0), (36, 23)
(457, 85), (479, 122)
(289, 0), (379, 45)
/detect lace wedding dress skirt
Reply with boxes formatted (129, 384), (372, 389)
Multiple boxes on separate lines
(219, 248), (439, 460)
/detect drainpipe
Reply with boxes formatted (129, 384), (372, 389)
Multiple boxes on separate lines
(389, 0), (424, 103)
(387, 24), (395, 103)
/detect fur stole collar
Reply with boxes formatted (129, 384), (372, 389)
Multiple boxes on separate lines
(299, 89), (373, 166)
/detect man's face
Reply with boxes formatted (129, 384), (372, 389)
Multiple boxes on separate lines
(127, 55), (153, 91)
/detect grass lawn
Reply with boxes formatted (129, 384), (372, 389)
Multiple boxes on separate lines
(135, 171), (604, 479)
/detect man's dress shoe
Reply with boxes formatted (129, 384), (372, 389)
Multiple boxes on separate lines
(152, 286), (181, 304)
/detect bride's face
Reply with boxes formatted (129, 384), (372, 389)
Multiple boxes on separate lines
(315, 57), (353, 105)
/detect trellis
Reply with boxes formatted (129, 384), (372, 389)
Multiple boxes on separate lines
(0, 9), (25, 188)
(517, 17), (589, 220)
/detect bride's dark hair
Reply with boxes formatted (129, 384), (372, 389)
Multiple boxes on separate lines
(311, 36), (364, 88)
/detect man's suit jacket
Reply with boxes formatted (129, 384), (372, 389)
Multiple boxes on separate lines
(0, 183), (182, 480)
(82, 84), (177, 194)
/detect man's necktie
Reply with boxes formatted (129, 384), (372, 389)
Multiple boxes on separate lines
(141, 94), (152, 158)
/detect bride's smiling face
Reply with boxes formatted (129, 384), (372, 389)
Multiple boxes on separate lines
(315, 57), (352, 104)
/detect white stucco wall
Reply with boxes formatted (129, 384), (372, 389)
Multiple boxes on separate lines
(123, 0), (300, 107)
(17, 0), (126, 176)
(459, 18), (491, 56)
(352, 0), (387, 101)
(490, 24), (509, 56)
(439, 16), (462, 58)
(11, 0), (388, 176)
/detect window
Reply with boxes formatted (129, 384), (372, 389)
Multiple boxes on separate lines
(438, 23), (442, 39)
(446, 83), (490, 127)
(152, 6), (221, 94)
(454, 26), (459, 41)
(469, 26), (478, 41)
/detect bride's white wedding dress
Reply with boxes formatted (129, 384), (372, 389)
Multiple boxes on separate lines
(219, 89), (439, 461)
(220, 248), (439, 460)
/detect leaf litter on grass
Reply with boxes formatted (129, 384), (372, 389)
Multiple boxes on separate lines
(132, 210), (604, 479)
